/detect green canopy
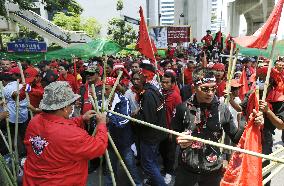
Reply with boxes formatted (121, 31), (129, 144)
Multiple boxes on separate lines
(0, 39), (122, 62)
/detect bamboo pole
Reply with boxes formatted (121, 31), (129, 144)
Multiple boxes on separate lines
(89, 93), (135, 186)
(105, 149), (116, 186)
(108, 133), (136, 186)
(17, 62), (33, 117)
(106, 71), (123, 107)
(263, 164), (284, 185)
(224, 49), (239, 104)
(0, 155), (15, 186)
(13, 80), (20, 177)
(226, 42), (235, 81)
(262, 154), (284, 176)
(101, 60), (107, 112)
(262, 37), (277, 101)
(0, 81), (16, 181)
(0, 129), (9, 150)
(262, 146), (284, 162)
(107, 110), (284, 163)
(90, 85), (100, 113)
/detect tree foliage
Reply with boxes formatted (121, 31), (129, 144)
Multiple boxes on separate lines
(52, 12), (101, 38)
(116, 0), (123, 11)
(107, 18), (137, 47)
(0, 0), (82, 17)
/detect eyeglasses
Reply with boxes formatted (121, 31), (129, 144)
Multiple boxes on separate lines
(199, 86), (217, 93)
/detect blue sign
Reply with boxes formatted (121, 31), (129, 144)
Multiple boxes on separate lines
(7, 39), (47, 53)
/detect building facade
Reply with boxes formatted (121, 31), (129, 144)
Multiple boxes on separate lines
(160, 0), (175, 25)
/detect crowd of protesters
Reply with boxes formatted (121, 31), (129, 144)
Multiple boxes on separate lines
(0, 30), (283, 186)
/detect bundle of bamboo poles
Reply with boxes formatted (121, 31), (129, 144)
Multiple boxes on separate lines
(0, 80), (21, 186)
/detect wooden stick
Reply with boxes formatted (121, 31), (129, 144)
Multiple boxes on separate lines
(107, 110), (284, 163)
(0, 81), (16, 181)
(17, 62), (33, 117)
(105, 149), (116, 186)
(108, 133), (136, 186)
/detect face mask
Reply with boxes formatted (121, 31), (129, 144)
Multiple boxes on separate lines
(69, 105), (75, 118)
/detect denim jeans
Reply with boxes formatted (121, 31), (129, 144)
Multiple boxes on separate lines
(105, 146), (142, 186)
(140, 140), (166, 186)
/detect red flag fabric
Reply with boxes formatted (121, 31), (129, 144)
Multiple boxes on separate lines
(136, 6), (156, 62)
(233, 0), (284, 49)
(151, 39), (157, 54)
(239, 68), (249, 100)
(221, 92), (262, 186)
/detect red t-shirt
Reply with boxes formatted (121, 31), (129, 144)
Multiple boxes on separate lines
(201, 35), (213, 46)
(58, 73), (78, 93)
(29, 83), (44, 108)
(23, 113), (108, 186)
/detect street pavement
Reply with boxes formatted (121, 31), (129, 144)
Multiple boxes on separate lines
(87, 129), (284, 186)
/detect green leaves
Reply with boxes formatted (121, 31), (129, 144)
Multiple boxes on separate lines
(52, 12), (101, 39)
(107, 18), (137, 47)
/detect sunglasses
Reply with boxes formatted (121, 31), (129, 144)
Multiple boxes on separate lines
(200, 86), (217, 93)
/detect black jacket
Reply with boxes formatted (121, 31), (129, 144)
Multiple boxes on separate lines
(136, 83), (167, 144)
(172, 95), (244, 174)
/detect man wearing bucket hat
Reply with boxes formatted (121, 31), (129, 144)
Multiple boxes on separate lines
(23, 81), (108, 186)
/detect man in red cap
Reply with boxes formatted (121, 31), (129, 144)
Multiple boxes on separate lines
(21, 67), (44, 113)
(212, 63), (226, 97)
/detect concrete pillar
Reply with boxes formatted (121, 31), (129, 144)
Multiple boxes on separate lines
(147, 0), (159, 27)
(227, 1), (240, 37)
(175, 0), (211, 41)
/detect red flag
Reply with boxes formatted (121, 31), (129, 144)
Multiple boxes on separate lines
(221, 92), (262, 186)
(233, 0), (284, 49)
(136, 6), (156, 62)
(239, 68), (249, 101)
(151, 39), (157, 54)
